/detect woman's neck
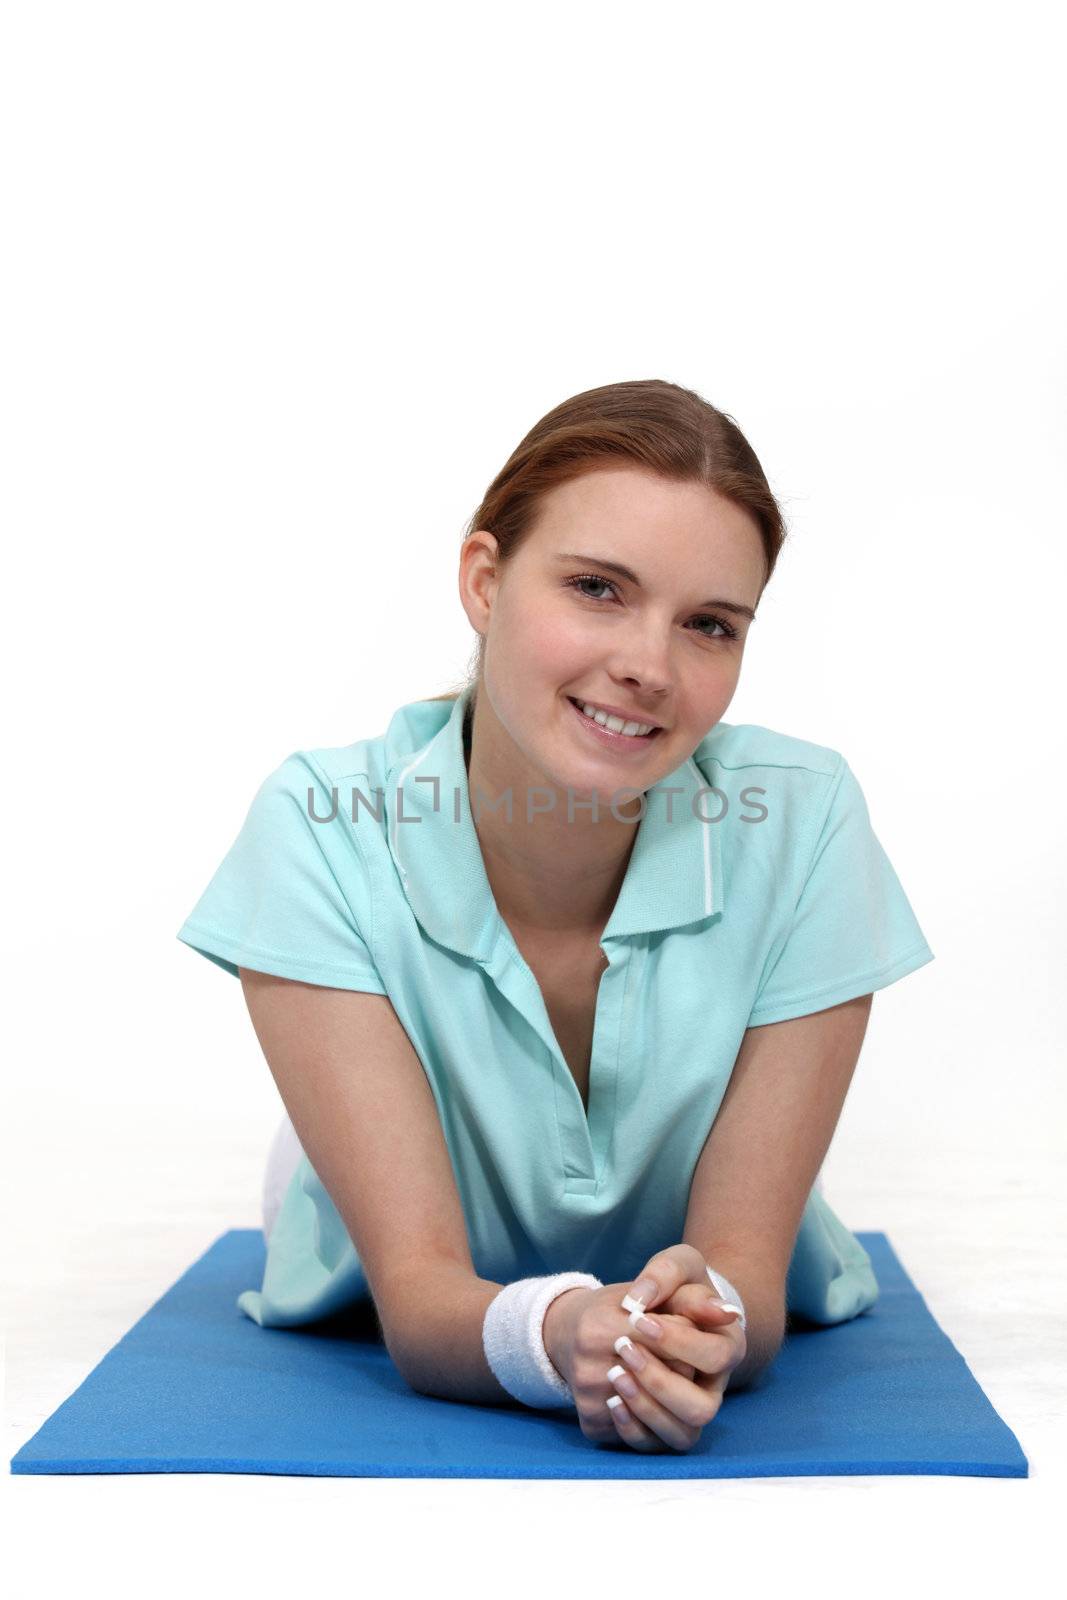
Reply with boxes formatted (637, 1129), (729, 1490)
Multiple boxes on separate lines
(462, 688), (641, 936)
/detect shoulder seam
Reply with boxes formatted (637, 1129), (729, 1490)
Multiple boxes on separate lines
(807, 752), (850, 860)
(767, 751), (849, 928)
(694, 753), (840, 778)
(292, 746), (374, 785)
(282, 750), (388, 982)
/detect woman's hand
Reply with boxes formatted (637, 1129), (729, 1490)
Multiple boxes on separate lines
(542, 1244), (747, 1454)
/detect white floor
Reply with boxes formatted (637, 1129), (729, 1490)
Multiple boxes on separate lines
(5, 1102), (1063, 1599)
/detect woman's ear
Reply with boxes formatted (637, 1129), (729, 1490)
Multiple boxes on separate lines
(458, 530), (500, 638)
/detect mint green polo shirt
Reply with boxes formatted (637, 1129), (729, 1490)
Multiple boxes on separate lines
(177, 684), (934, 1330)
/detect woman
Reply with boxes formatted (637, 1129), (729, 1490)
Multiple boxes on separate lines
(177, 379), (934, 1454)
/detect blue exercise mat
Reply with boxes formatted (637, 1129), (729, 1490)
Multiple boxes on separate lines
(10, 1229), (1028, 1479)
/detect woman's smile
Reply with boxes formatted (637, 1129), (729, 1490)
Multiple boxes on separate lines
(564, 694), (664, 753)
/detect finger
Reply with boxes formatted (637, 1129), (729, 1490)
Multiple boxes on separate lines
(606, 1360), (704, 1451)
(609, 1337), (718, 1432)
(614, 1298), (728, 1359)
(691, 1367), (729, 1422)
(605, 1393), (681, 1454)
(630, 1320), (741, 1407)
(696, 1296), (744, 1325)
(620, 1244), (709, 1322)
(623, 1309), (743, 1380)
(654, 1292), (746, 1352)
(663, 1356), (697, 1381)
(669, 1281), (745, 1327)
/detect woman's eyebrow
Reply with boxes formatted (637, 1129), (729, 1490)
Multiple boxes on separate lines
(553, 551), (756, 620)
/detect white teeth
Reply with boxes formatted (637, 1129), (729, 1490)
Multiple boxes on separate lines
(577, 700), (655, 737)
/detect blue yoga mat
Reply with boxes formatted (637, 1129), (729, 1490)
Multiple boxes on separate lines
(10, 1229), (1028, 1479)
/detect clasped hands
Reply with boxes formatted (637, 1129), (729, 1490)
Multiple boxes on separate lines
(542, 1242), (748, 1454)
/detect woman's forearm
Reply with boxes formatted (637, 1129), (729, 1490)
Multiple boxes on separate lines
(387, 1263), (516, 1405)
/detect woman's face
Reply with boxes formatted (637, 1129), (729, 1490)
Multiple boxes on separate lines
(460, 466), (767, 801)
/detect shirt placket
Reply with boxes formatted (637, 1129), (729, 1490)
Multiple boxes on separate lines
(482, 927), (630, 1199)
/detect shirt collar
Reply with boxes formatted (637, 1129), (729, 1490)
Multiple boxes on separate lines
(383, 684), (724, 961)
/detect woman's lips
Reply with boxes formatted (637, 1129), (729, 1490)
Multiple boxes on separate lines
(566, 696), (662, 750)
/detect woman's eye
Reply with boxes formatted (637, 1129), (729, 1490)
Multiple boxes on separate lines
(567, 575), (737, 641)
(571, 575), (615, 601)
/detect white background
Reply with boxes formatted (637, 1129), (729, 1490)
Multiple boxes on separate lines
(4, 0), (1063, 1590)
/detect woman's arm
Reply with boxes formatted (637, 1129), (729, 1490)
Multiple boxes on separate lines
(681, 993), (874, 1387)
(238, 968), (511, 1400)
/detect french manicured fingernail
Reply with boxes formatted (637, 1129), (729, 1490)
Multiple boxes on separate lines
(632, 1313), (662, 1339)
(614, 1334), (647, 1370)
(629, 1277), (658, 1307)
(606, 1394), (631, 1422)
(715, 1301), (744, 1316)
(607, 1364), (639, 1399)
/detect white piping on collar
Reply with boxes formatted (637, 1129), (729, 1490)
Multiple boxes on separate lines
(389, 734), (438, 888)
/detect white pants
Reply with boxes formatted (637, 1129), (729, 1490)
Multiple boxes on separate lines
(262, 1111), (306, 1243)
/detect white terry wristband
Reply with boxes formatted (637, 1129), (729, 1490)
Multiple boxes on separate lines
(482, 1272), (603, 1409)
(706, 1265), (747, 1331)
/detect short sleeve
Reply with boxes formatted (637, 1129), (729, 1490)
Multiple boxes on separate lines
(176, 752), (388, 993)
(747, 756), (934, 1027)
